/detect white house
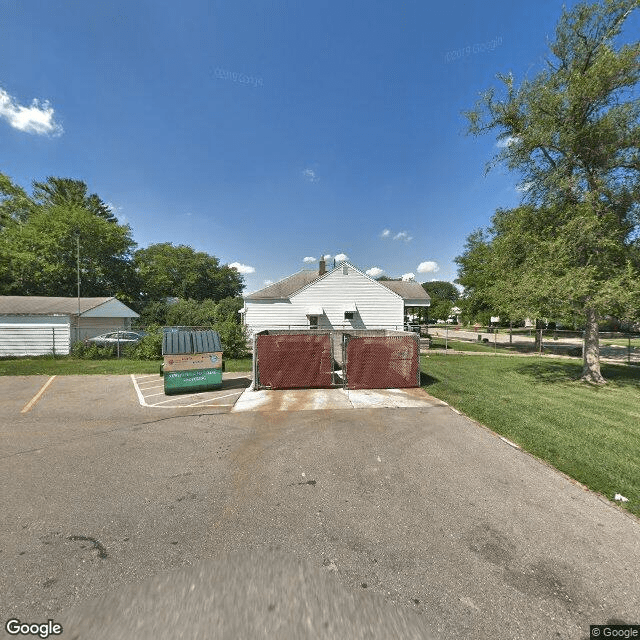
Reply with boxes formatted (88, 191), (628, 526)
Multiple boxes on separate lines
(0, 296), (139, 356)
(242, 260), (430, 336)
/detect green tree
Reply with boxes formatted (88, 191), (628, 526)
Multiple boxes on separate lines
(134, 243), (244, 302)
(1, 204), (137, 298)
(421, 280), (460, 322)
(0, 173), (34, 229)
(32, 177), (118, 223)
(464, 0), (640, 383)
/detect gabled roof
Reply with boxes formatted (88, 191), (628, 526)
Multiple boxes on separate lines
(0, 296), (139, 317)
(377, 280), (431, 303)
(245, 264), (431, 304)
(245, 270), (321, 300)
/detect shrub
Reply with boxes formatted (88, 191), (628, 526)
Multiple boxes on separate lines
(217, 320), (248, 359)
(70, 341), (117, 359)
(128, 328), (163, 360)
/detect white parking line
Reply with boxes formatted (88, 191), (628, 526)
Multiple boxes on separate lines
(185, 391), (244, 406)
(131, 374), (248, 409)
(131, 374), (146, 405)
(184, 403), (234, 408)
(148, 392), (211, 406)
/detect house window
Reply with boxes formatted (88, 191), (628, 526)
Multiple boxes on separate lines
(309, 315), (318, 329)
(344, 311), (355, 320)
(342, 265), (348, 275)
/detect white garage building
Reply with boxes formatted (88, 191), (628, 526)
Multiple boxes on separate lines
(0, 296), (139, 356)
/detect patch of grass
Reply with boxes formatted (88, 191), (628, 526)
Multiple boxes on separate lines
(0, 356), (253, 376)
(600, 337), (640, 347)
(224, 358), (252, 372)
(421, 354), (640, 518)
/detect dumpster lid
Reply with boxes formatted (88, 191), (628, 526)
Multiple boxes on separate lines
(162, 329), (223, 355)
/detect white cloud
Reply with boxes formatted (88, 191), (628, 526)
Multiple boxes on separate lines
(516, 181), (533, 192)
(496, 135), (520, 148)
(0, 87), (63, 136)
(401, 273), (415, 281)
(263, 279), (273, 286)
(334, 253), (348, 262)
(302, 168), (319, 183)
(417, 261), (439, 274)
(323, 254), (332, 260)
(393, 231), (413, 242)
(366, 267), (384, 278)
(381, 229), (390, 238)
(303, 256), (317, 263)
(229, 262), (255, 274)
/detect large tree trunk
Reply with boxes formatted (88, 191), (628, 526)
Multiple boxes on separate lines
(582, 308), (605, 384)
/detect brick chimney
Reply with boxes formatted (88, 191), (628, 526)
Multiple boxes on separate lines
(318, 255), (326, 275)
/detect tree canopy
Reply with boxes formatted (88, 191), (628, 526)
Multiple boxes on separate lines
(133, 243), (244, 302)
(462, 0), (640, 383)
(1, 173), (246, 305)
(421, 280), (460, 321)
(1, 202), (137, 298)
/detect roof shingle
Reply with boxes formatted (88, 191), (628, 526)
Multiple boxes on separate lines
(0, 296), (118, 315)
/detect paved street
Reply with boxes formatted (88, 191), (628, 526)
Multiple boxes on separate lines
(1, 375), (639, 639)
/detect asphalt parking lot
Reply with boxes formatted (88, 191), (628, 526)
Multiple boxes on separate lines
(1, 374), (639, 639)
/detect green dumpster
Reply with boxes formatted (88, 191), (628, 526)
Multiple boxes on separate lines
(162, 329), (223, 395)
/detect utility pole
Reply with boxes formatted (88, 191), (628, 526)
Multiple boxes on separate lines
(76, 232), (81, 344)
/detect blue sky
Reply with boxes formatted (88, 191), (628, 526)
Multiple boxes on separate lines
(2, 0), (637, 293)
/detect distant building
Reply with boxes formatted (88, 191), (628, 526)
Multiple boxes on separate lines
(0, 296), (139, 356)
(242, 259), (430, 337)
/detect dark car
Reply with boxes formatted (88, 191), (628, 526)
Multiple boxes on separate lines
(85, 331), (146, 346)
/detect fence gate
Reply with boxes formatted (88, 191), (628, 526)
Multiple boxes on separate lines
(343, 333), (420, 390)
(254, 332), (334, 390)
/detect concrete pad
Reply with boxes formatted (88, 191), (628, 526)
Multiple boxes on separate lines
(232, 388), (354, 412)
(232, 386), (444, 412)
(347, 387), (447, 409)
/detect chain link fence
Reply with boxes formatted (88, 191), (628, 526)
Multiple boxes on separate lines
(426, 324), (640, 365)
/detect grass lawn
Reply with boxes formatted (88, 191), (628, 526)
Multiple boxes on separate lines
(0, 357), (253, 376)
(421, 353), (640, 518)
(600, 337), (640, 347)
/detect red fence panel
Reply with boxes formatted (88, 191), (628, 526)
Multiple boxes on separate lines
(344, 334), (419, 389)
(256, 333), (334, 389)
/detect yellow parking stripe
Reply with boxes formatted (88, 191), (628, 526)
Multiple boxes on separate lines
(21, 376), (56, 414)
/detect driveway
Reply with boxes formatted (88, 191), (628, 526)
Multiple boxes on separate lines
(0, 375), (638, 639)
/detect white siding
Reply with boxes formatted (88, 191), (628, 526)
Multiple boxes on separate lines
(72, 316), (130, 342)
(0, 316), (71, 356)
(245, 265), (404, 334)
